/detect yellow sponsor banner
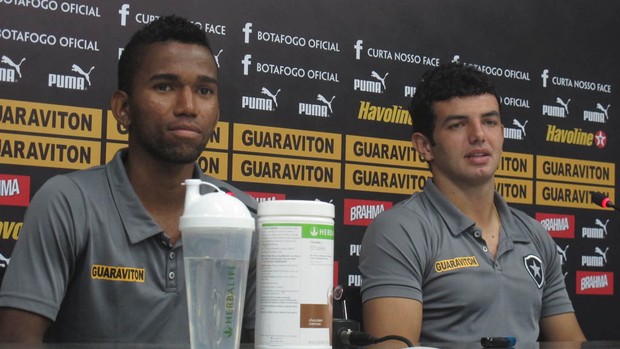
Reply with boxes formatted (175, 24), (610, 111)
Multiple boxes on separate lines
(345, 135), (424, 168)
(105, 110), (128, 141)
(494, 177), (534, 204)
(0, 132), (100, 169)
(232, 153), (340, 188)
(536, 181), (615, 210)
(345, 163), (431, 195)
(1, 99), (102, 138)
(233, 123), (341, 160)
(105, 142), (127, 163)
(0, 220), (22, 240)
(536, 155), (614, 186)
(104, 143), (227, 180)
(197, 151), (228, 180)
(105, 113), (228, 151)
(496, 152), (534, 179)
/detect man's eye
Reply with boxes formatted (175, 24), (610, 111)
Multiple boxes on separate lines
(198, 87), (214, 95)
(156, 83), (171, 91)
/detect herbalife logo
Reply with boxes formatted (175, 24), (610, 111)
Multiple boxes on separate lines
(0, 55), (26, 83)
(310, 227), (319, 237)
(581, 247), (609, 267)
(503, 119), (527, 140)
(48, 64), (94, 91)
(354, 70), (388, 94)
(298, 94), (335, 118)
(583, 103), (610, 124)
(582, 219), (609, 239)
(542, 97), (570, 118)
(241, 87), (281, 112)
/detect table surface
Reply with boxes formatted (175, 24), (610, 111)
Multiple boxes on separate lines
(0, 341), (617, 349)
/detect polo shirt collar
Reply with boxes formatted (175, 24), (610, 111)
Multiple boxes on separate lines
(422, 179), (531, 243)
(106, 149), (161, 244)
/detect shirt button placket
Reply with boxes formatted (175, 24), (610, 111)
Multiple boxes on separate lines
(166, 248), (178, 290)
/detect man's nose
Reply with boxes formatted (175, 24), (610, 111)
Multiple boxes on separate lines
(469, 121), (485, 143)
(175, 86), (196, 116)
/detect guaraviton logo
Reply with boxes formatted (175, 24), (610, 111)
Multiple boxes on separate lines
(91, 264), (145, 282)
(434, 256), (479, 273)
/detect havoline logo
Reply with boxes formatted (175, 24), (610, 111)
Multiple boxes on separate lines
(545, 125), (607, 148)
(344, 198), (392, 226)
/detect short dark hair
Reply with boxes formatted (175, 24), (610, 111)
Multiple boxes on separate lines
(409, 62), (500, 143)
(117, 15), (213, 93)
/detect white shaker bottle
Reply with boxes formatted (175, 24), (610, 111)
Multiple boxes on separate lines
(180, 179), (255, 349)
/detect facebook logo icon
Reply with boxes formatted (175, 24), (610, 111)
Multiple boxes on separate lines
(119, 4), (130, 26)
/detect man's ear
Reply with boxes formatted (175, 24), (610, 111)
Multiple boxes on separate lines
(412, 132), (433, 162)
(110, 90), (130, 128)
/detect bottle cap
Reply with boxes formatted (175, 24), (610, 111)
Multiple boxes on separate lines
(179, 180), (255, 230)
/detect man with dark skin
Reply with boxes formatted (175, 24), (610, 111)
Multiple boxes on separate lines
(0, 16), (257, 343)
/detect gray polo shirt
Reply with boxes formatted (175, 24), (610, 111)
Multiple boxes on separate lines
(359, 179), (574, 343)
(0, 149), (257, 343)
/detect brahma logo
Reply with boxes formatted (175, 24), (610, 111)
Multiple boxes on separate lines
(535, 213), (574, 239)
(246, 191), (285, 203)
(0, 174), (30, 207)
(344, 198), (392, 226)
(576, 271), (614, 295)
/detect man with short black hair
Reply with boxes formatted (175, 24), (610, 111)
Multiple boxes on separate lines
(359, 63), (585, 347)
(0, 15), (257, 343)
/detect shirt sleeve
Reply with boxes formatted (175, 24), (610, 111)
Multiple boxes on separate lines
(0, 175), (86, 321)
(359, 206), (430, 303)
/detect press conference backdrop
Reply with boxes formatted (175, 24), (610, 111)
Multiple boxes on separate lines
(0, 0), (618, 340)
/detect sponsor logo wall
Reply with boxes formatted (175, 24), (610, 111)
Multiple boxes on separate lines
(0, 0), (618, 339)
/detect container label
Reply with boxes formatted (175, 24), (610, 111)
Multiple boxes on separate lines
(256, 222), (333, 347)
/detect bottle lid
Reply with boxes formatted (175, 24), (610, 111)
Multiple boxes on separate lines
(257, 200), (335, 218)
(179, 180), (255, 230)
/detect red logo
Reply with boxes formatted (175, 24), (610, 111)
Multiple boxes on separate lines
(246, 191), (286, 202)
(344, 198), (392, 226)
(594, 130), (607, 149)
(535, 213), (575, 239)
(0, 174), (30, 207)
(576, 271), (614, 295)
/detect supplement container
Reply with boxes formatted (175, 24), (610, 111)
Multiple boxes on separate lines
(255, 200), (335, 349)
